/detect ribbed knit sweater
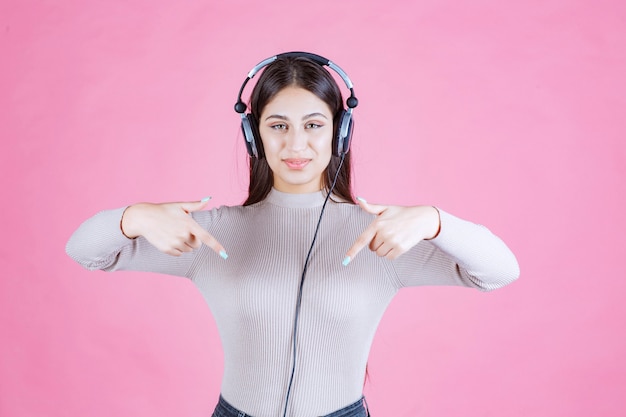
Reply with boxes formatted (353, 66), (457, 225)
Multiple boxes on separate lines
(66, 189), (519, 417)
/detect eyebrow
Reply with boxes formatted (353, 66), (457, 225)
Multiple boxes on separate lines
(264, 112), (329, 122)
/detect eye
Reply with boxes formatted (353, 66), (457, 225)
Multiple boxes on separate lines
(305, 122), (323, 129)
(270, 123), (287, 130)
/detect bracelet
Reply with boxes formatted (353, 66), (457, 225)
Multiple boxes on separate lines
(120, 206), (136, 239)
(426, 206), (442, 240)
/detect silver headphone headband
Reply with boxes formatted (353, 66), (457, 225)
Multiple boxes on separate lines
(235, 51), (358, 113)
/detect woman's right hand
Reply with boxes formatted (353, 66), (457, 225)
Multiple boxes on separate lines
(121, 199), (227, 258)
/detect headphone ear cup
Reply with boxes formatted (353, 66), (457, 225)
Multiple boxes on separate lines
(241, 113), (263, 158)
(334, 110), (354, 156)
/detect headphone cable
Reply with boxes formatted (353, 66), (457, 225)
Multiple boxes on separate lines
(282, 153), (346, 417)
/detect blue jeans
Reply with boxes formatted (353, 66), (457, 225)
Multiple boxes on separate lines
(211, 395), (369, 417)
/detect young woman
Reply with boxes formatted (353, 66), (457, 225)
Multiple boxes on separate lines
(66, 52), (520, 417)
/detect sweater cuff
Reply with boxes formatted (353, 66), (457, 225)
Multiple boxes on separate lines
(103, 206), (136, 244)
(427, 209), (483, 256)
(65, 207), (135, 270)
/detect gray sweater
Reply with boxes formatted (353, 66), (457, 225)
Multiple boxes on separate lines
(66, 188), (519, 417)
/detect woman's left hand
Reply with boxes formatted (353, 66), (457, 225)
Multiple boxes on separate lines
(343, 198), (441, 265)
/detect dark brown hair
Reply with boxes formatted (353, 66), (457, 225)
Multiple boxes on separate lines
(242, 56), (355, 206)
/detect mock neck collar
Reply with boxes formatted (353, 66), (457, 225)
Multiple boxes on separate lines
(265, 188), (328, 208)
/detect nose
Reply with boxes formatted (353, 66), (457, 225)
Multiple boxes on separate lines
(286, 126), (307, 152)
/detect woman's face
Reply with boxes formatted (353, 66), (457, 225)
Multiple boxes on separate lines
(259, 86), (334, 194)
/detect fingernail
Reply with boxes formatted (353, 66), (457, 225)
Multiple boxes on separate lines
(342, 256), (351, 266)
(357, 197), (367, 203)
(201, 196), (212, 202)
(219, 250), (228, 260)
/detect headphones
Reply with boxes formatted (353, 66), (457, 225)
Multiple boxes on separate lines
(234, 51), (359, 158)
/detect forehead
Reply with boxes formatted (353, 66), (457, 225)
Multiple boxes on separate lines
(261, 86), (332, 116)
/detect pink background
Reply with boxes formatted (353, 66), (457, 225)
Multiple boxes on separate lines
(1, 0), (625, 416)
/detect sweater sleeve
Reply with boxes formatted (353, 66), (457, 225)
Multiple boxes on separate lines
(390, 209), (520, 291)
(65, 207), (198, 278)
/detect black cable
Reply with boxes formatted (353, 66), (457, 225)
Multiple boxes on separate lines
(282, 153), (346, 417)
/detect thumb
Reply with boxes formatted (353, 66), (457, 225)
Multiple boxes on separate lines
(180, 197), (212, 214)
(357, 197), (387, 215)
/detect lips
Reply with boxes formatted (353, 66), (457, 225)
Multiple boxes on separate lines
(283, 159), (311, 169)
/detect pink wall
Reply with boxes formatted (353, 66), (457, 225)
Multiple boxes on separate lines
(2, 0), (625, 416)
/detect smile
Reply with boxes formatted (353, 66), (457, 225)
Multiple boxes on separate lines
(283, 159), (311, 169)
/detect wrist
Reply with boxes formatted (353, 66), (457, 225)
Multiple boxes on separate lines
(120, 204), (142, 239)
(425, 206), (441, 240)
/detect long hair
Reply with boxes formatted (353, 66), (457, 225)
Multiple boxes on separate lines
(242, 56), (355, 206)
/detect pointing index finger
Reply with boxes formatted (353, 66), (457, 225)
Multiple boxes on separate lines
(343, 224), (377, 266)
(191, 223), (228, 260)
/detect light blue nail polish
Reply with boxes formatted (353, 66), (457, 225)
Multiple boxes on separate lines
(201, 196), (212, 202)
(342, 256), (351, 266)
(219, 250), (228, 260)
(357, 197), (367, 203)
